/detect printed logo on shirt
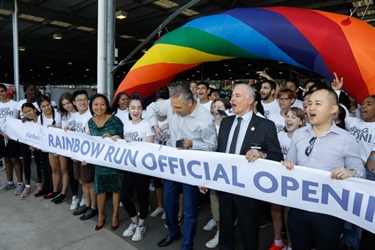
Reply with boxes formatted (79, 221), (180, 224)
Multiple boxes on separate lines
(74, 122), (86, 133)
(67, 120), (75, 128)
(280, 145), (288, 160)
(275, 124), (284, 134)
(0, 107), (14, 118)
(349, 126), (372, 143)
(264, 110), (269, 119)
(125, 131), (146, 142)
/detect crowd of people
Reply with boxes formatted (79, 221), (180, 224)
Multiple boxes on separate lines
(0, 74), (374, 250)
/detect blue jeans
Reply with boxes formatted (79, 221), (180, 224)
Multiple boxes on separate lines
(164, 180), (199, 250)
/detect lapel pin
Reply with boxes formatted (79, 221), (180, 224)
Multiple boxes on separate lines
(251, 127), (255, 131)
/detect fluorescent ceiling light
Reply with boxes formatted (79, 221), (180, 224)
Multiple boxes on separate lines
(115, 10), (127, 19)
(181, 9), (199, 17)
(18, 13), (44, 22)
(120, 34), (134, 39)
(352, 0), (372, 7)
(357, 9), (375, 17)
(153, 0), (178, 9)
(53, 33), (62, 39)
(0, 9), (12, 15)
(50, 20), (72, 27)
(76, 26), (95, 32)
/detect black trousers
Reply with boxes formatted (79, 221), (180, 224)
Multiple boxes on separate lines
(288, 208), (344, 250)
(20, 143), (42, 181)
(218, 192), (261, 250)
(40, 152), (52, 193)
(120, 171), (151, 220)
(67, 158), (79, 196)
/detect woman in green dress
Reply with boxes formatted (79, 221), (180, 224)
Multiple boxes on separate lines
(88, 93), (124, 231)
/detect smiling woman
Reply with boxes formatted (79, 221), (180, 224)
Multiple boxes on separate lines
(88, 93), (124, 231)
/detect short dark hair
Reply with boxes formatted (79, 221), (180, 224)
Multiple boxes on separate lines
(72, 89), (88, 101)
(156, 86), (170, 100)
(261, 80), (277, 91)
(285, 78), (300, 88)
(314, 88), (338, 105)
(23, 83), (36, 93)
(310, 82), (330, 91)
(208, 88), (219, 97)
(197, 82), (209, 89)
(0, 83), (6, 91)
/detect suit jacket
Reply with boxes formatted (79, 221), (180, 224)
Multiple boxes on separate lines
(217, 113), (283, 161)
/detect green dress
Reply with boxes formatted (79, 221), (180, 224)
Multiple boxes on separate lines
(88, 115), (124, 194)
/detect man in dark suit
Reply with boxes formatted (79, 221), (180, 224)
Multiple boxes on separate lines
(206, 83), (283, 250)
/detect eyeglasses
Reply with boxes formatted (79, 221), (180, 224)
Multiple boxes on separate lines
(305, 137), (317, 156)
(75, 98), (88, 103)
(278, 98), (290, 102)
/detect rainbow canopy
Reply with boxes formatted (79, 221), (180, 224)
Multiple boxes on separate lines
(116, 7), (375, 102)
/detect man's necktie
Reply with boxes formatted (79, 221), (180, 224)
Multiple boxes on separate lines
(229, 117), (242, 154)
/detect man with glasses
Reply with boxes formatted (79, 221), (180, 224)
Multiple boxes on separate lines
(71, 90), (98, 221)
(282, 88), (365, 250)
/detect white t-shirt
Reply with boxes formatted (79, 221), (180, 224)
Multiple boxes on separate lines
(73, 109), (92, 134)
(261, 99), (281, 119)
(61, 111), (76, 129)
(291, 99), (304, 110)
(345, 116), (375, 162)
(268, 112), (285, 134)
(17, 99), (40, 119)
(199, 100), (213, 112)
(37, 109), (62, 128)
(0, 99), (18, 134)
(124, 119), (154, 142)
(115, 109), (130, 130)
(278, 131), (291, 160)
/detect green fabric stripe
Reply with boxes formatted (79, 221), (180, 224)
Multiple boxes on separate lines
(156, 27), (262, 59)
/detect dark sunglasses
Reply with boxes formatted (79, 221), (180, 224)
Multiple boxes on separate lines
(305, 137), (317, 156)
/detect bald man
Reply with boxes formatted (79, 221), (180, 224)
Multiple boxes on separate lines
(282, 88), (365, 250)
(206, 84), (283, 249)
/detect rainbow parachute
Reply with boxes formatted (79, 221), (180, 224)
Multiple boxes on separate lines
(116, 7), (375, 102)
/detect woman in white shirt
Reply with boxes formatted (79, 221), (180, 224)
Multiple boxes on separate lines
(57, 92), (80, 208)
(36, 95), (64, 203)
(111, 92), (130, 126)
(119, 93), (154, 242)
(20, 102), (42, 198)
(270, 107), (306, 250)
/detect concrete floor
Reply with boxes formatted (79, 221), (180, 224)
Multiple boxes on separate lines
(0, 162), (275, 250)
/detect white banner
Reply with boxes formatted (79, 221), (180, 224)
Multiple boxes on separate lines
(6, 118), (375, 233)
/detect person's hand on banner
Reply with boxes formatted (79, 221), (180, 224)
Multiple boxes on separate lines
(198, 186), (208, 194)
(330, 167), (357, 180)
(281, 161), (295, 170)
